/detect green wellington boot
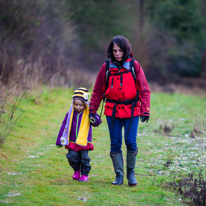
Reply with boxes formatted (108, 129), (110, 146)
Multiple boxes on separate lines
(110, 152), (124, 185)
(127, 150), (138, 187)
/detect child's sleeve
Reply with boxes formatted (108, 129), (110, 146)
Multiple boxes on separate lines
(90, 113), (102, 127)
(56, 113), (68, 147)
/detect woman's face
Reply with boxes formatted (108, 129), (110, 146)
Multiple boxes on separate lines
(73, 99), (85, 113)
(113, 44), (124, 61)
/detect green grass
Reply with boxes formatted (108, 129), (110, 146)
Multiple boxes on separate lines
(0, 87), (206, 205)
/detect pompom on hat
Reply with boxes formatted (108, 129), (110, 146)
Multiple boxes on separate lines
(73, 87), (90, 102)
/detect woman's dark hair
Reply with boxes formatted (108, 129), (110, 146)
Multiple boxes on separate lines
(107, 36), (132, 60)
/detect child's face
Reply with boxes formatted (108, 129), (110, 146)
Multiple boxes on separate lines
(73, 99), (85, 113)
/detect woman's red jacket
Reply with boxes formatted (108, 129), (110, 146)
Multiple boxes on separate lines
(89, 58), (151, 118)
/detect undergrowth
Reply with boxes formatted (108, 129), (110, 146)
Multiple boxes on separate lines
(0, 89), (26, 147)
(168, 170), (206, 205)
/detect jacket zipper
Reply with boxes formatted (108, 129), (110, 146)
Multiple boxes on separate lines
(76, 111), (82, 139)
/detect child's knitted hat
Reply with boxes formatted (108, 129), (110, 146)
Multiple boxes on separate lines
(73, 87), (90, 102)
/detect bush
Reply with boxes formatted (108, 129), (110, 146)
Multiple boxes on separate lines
(0, 89), (25, 147)
(0, 0), (93, 90)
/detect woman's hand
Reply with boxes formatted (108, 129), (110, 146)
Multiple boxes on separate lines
(140, 116), (149, 123)
(89, 113), (97, 124)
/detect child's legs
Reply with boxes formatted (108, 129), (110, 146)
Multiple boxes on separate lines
(80, 150), (91, 176)
(123, 116), (139, 152)
(66, 149), (81, 171)
(106, 116), (123, 153)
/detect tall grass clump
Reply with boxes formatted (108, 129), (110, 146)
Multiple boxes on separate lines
(0, 89), (26, 147)
(168, 170), (206, 205)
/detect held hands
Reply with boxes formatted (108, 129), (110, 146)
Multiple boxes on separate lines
(140, 116), (149, 123)
(89, 112), (102, 127)
(89, 113), (96, 124)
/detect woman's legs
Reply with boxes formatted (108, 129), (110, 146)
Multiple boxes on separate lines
(106, 116), (139, 152)
(106, 116), (124, 185)
(123, 116), (139, 152)
(123, 116), (139, 186)
(106, 116), (123, 153)
(106, 116), (139, 186)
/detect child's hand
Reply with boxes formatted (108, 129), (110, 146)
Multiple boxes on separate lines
(89, 113), (102, 127)
(56, 145), (62, 148)
(89, 113), (96, 124)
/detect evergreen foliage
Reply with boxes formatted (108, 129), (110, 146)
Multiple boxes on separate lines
(147, 0), (205, 42)
(143, 0), (206, 80)
(65, 0), (136, 69)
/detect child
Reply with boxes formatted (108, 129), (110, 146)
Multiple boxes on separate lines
(56, 87), (101, 182)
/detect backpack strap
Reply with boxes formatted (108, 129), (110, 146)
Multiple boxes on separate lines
(106, 59), (136, 89)
(99, 60), (110, 118)
(105, 60), (110, 82)
(104, 60), (110, 99)
(106, 59), (136, 82)
(130, 59), (136, 82)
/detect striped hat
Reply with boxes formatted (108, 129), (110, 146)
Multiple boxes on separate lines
(73, 87), (90, 102)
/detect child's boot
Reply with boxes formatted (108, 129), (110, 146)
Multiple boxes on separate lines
(73, 170), (80, 180)
(110, 152), (124, 185)
(78, 175), (89, 182)
(78, 150), (90, 182)
(126, 150), (138, 187)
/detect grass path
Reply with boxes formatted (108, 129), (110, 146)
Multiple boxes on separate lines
(0, 88), (206, 205)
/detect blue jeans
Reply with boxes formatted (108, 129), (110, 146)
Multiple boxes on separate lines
(106, 116), (139, 153)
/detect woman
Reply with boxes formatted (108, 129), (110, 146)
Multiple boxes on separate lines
(89, 36), (150, 186)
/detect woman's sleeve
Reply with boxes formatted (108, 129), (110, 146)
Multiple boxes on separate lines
(134, 61), (151, 117)
(89, 63), (107, 114)
(56, 113), (68, 146)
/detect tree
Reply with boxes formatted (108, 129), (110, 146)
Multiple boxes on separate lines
(137, 0), (206, 81)
(65, 0), (136, 70)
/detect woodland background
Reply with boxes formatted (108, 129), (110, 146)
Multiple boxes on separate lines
(1, 0), (206, 91)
